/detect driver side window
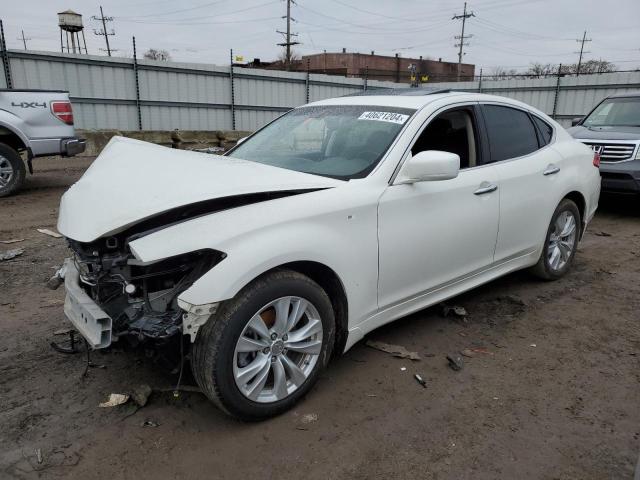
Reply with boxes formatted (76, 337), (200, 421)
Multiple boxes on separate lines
(411, 107), (479, 169)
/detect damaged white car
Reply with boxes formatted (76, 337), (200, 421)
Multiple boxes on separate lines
(55, 90), (600, 419)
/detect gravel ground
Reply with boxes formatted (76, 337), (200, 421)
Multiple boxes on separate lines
(1, 156), (639, 479)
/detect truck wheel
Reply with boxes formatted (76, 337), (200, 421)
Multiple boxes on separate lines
(531, 198), (581, 280)
(0, 143), (26, 198)
(191, 270), (335, 420)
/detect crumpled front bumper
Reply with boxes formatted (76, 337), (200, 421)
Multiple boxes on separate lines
(59, 258), (112, 349)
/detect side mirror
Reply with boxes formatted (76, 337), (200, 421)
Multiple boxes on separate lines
(396, 150), (460, 184)
(571, 117), (583, 127)
(236, 136), (248, 145)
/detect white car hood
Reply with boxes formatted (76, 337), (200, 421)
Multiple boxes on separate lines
(58, 136), (342, 242)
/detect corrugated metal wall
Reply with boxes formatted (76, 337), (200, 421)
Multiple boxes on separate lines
(429, 71), (640, 127)
(2, 50), (640, 130)
(1, 50), (401, 131)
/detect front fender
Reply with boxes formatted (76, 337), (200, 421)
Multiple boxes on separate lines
(128, 193), (380, 327)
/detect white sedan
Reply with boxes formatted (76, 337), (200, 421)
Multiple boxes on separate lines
(56, 90), (600, 419)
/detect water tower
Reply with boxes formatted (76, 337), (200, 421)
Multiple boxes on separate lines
(58, 10), (88, 54)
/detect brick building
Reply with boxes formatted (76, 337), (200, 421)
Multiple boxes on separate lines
(298, 51), (474, 83)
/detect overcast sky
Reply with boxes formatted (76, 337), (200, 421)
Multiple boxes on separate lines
(3, 0), (639, 72)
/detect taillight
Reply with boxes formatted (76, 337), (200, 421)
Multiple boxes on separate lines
(593, 152), (600, 168)
(51, 101), (74, 125)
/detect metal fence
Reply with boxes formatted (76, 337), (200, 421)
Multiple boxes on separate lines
(0, 47), (402, 131)
(427, 70), (640, 127)
(1, 46), (640, 130)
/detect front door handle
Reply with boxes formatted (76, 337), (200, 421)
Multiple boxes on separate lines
(543, 165), (560, 176)
(474, 182), (498, 195)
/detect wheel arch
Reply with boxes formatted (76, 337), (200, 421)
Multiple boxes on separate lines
(259, 260), (349, 358)
(562, 190), (586, 237)
(0, 121), (29, 152)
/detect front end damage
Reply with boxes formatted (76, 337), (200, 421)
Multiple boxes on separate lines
(56, 235), (222, 349)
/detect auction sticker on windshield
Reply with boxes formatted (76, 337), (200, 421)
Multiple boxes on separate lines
(358, 111), (410, 124)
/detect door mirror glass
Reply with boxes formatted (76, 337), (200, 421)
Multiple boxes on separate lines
(571, 117), (583, 127)
(397, 150), (460, 184)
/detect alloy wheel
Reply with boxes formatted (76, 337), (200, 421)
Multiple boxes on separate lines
(0, 155), (14, 188)
(233, 296), (323, 403)
(547, 210), (577, 271)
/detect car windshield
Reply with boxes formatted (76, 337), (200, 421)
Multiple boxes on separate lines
(227, 105), (416, 180)
(583, 97), (640, 127)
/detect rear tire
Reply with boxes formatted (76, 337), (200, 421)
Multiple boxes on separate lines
(0, 143), (26, 198)
(191, 270), (335, 420)
(531, 198), (581, 280)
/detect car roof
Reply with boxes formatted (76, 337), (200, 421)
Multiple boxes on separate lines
(305, 90), (538, 111)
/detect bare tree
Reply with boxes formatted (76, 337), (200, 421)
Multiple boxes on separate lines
(277, 48), (300, 65)
(526, 62), (556, 77)
(526, 60), (616, 77)
(143, 48), (171, 61)
(490, 66), (518, 79)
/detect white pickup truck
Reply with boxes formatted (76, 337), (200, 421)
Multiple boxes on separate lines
(0, 89), (85, 196)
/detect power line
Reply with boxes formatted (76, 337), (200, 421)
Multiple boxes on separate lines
(17, 30), (31, 50)
(277, 0), (299, 70)
(453, 2), (474, 81)
(92, 5), (115, 56)
(575, 31), (592, 76)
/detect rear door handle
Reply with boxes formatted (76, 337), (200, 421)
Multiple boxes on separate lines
(474, 182), (498, 195)
(543, 165), (560, 176)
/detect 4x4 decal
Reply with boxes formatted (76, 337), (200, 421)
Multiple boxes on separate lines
(11, 101), (47, 108)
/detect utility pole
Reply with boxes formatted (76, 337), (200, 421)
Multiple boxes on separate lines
(452, 2), (474, 82)
(574, 30), (591, 76)
(92, 6), (115, 56)
(277, 0), (299, 70)
(18, 30), (31, 50)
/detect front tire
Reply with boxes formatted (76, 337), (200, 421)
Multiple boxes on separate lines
(531, 198), (581, 280)
(0, 143), (26, 198)
(191, 270), (335, 420)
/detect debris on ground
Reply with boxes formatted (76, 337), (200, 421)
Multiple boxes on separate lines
(400, 367), (407, 371)
(470, 347), (494, 356)
(414, 374), (427, 388)
(99, 393), (130, 408)
(594, 231), (612, 237)
(36, 448), (42, 464)
(53, 328), (73, 336)
(530, 344), (537, 348)
(441, 304), (468, 318)
(460, 349), (476, 358)
(295, 413), (318, 430)
(365, 340), (421, 361)
(131, 384), (153, 407)
(0, 248), (24, 261)
(0, 238), (24, 244)
(447, 354), (464, 371)
(496, 294), (528, 307)
(142, 419), (159, 428)
(37, 228), (63, 238)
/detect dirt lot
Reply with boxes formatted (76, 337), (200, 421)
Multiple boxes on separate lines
(1, 156), (639, 479)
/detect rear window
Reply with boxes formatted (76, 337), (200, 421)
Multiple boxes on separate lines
(482, 105), (540, 162)
(532, 116), (553, 146)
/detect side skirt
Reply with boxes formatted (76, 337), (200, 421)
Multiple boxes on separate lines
(343, 249), (538, 351)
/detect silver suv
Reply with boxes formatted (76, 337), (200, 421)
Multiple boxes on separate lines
(568, 92), (640, 194)
(0, 89), (85, 197)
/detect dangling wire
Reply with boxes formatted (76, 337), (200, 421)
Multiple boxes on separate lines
(173, 332), (185, 398)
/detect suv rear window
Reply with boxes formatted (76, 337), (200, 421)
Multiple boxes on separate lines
(482, 105), (539, 162)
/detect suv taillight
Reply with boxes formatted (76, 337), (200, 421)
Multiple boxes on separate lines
(593, 152), (601, 168)
(51, 101), (74, 125)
